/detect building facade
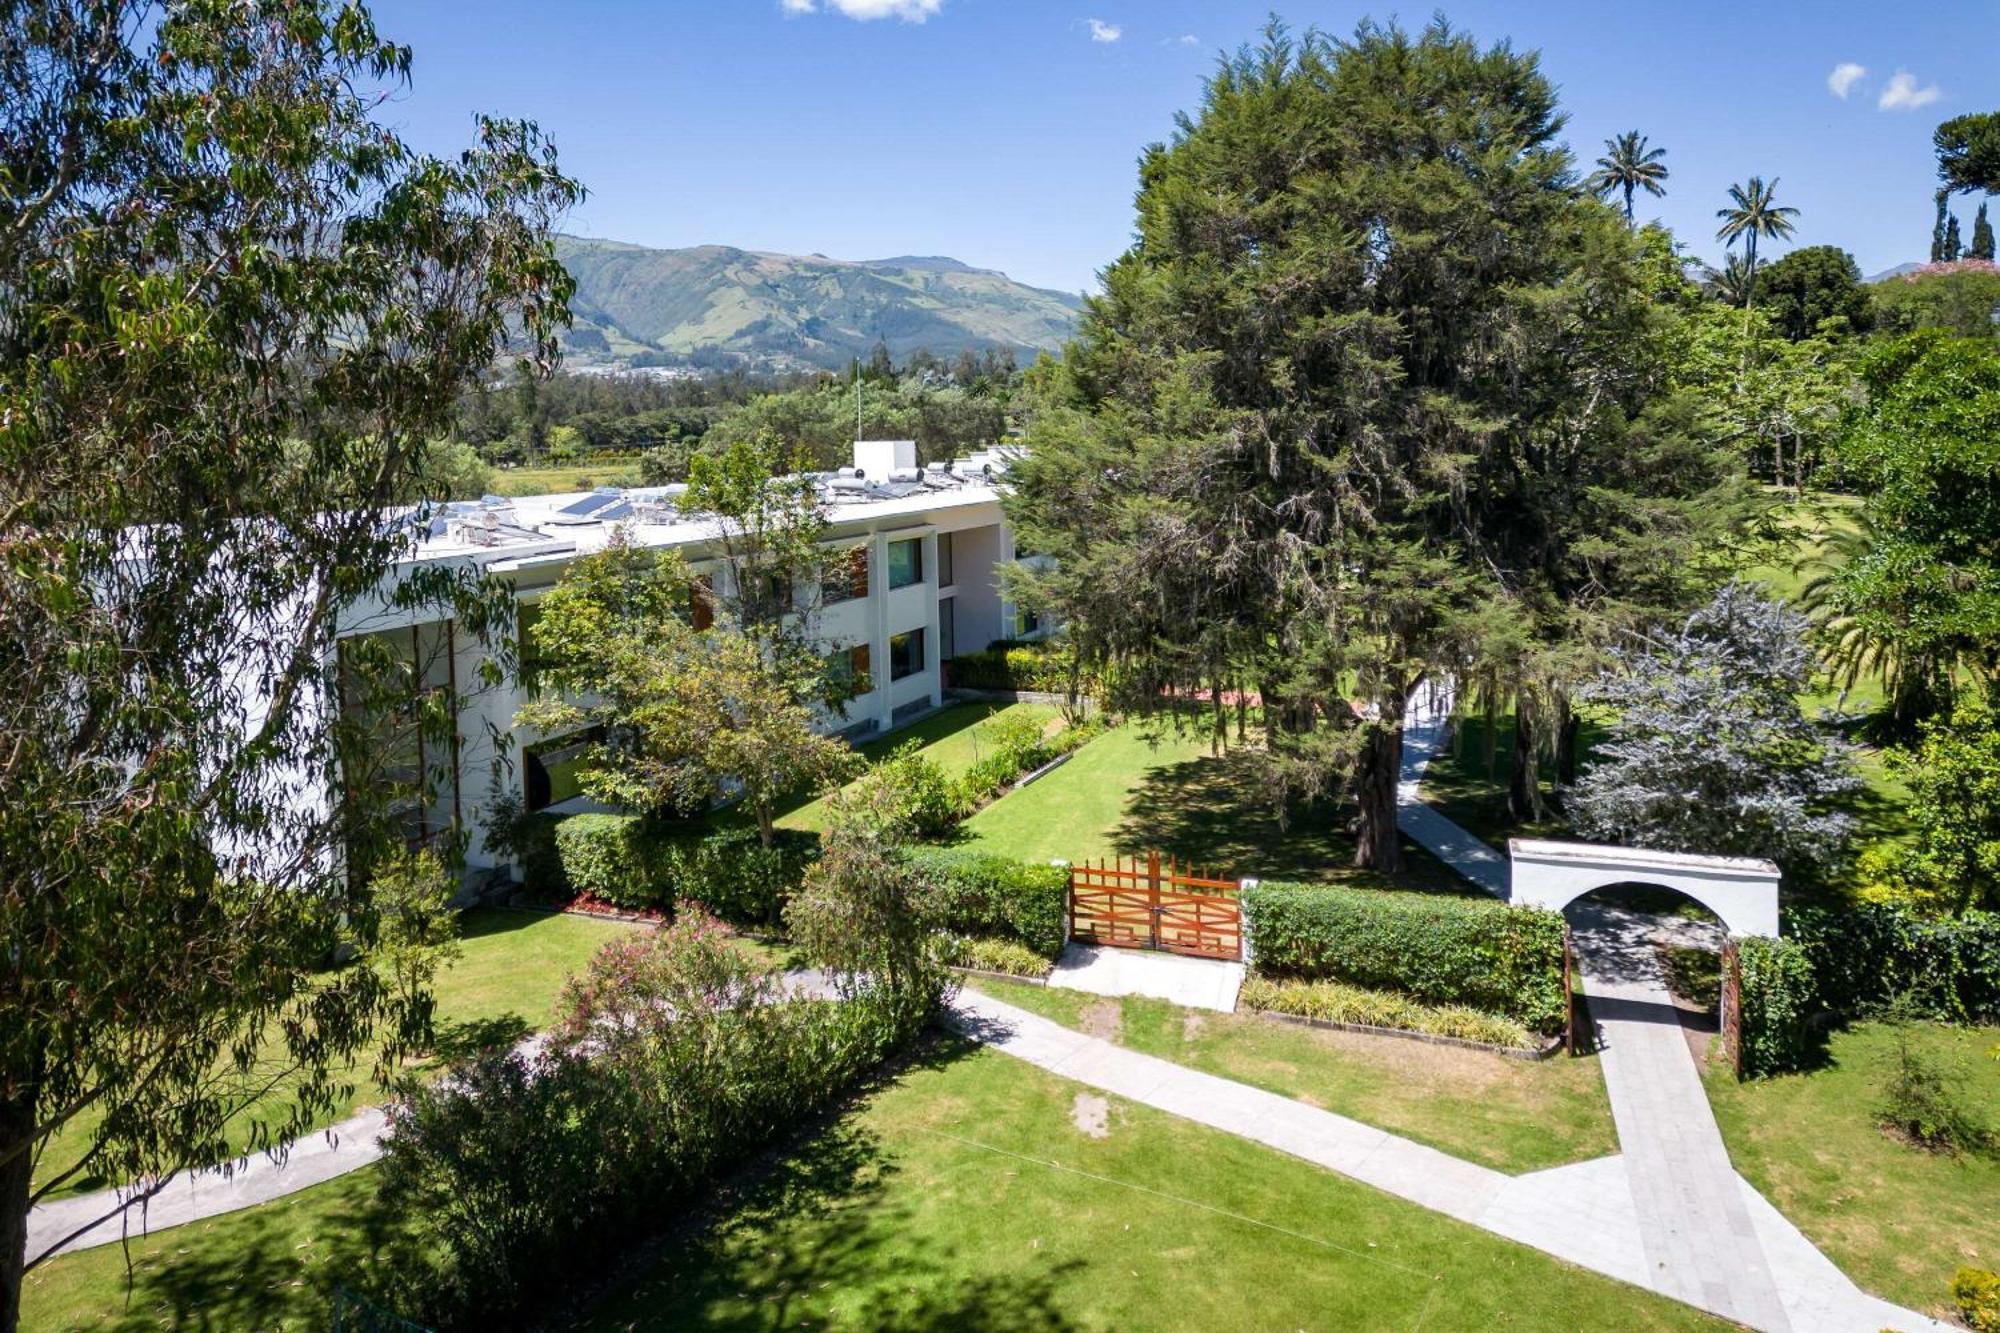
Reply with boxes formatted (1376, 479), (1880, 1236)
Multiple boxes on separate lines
(333, 440), (1041, 871)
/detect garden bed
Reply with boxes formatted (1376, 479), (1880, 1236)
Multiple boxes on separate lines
(1251, 1007), (1565, 1061)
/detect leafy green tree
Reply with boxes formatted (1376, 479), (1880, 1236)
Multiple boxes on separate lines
(1946, 212), (1965, 262)
(1751, 245), (1872, 340)
(1974, 202), (1997, 262)
(0, 1), (576, 1322)
(1815, 333), (2000, 727)
(516, 535), (856, 845)
(680, 435), (833, 652)
(1935, 111), (2000, 195)
(1004, 21), (1740, 869)
(1585, 131), (1669, 224)
(372, 849), (466, 1055)
(1715, 176), (1800, 307)
(1703, 253), (1756, 308)
(1873, 262), (2000, 338)
(1932, 190), (1956, 264)
(1889, 693), (2000, 915)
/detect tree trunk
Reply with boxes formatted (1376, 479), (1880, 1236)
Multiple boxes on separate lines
(1508, 697), (1546, 822)
(1352, 693), (1405, 874)
(1555, 697), (1581, 787)
(754, 803), (775, 849)
(0, 1088), (33, 1333)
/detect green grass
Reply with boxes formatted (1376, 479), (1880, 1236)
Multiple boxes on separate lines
(577, 1040), (1715, 1331)
(959, 720), (1469, 893)
(487, 459), (642, 496)
(34, 907), (636, 1201)
(967, 978), (1615, 1174)
(775, 699), (1058, 834)
(1705, 1020), (2000, 1315)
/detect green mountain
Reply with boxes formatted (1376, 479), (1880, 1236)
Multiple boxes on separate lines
(554, 235), (1084, 371)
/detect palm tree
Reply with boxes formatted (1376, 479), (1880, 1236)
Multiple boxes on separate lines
(1703, 254), (1755, 307)
(1714, 176), (1799, 306)
(1585, 131), (1669, 224)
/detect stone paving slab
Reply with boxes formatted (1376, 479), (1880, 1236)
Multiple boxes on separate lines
(1397, 681), (1511, 897)
(1047, 942), (1245, 1012)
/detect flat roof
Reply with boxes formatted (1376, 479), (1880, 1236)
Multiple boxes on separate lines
(1507, 838), (1779, 876)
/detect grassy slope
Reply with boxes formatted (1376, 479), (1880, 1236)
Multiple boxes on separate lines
(486, 460), (642, 496)
(34, 908), (635, 1201)
(967, 978), (1615, 1174)
(578, 1041), (1714, 1332)
(1705, 1021), (2000, 1315)
(960, 720), (1469, 892)
(774, 699), (1057, 834)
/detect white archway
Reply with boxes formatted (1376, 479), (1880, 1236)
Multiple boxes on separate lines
(1506, 838), (1781, 938)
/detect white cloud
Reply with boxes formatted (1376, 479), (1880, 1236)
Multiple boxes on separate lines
(782, 0), (943, 20)
(1086, 17), (1121, 43)
(1174, 33), (1198, 46)
(1826, 62), (1865, 99)
(1878, 69), (1941, 111)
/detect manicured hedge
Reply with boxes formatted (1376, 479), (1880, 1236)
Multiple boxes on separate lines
(1734, 935), (1819, 1076)
(1241, 881), (1567, 1032)
(945, 640), (1088, 694)
(1786, 902), (1999, 1024)
(907, 847), (1068, 959)
(536, 813), (818, 927)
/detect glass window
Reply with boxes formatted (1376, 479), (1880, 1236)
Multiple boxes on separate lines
(827, 643), (873, 695)
(887, 537), (923, 589)
(939, 598), (956, 661)
(888, 628), (925, 681)
(1016, 607), (1041, 638)
(937, 531), (955, 588)
(823, 547), (868, 603)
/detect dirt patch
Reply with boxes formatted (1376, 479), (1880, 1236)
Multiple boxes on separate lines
(1182, 1012), (1207, 1043)
(1079, 998), (1123, 1042)
(1070, 1092), (1112, 1139)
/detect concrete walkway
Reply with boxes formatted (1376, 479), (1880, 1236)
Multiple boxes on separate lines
(1047, 942), (1244, 1013)
(953, 989), (1946, 1333)
(1397, 679), (1510, 897)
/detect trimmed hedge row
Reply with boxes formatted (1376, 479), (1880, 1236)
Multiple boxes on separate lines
(945, 640), (1088, 694)
(534, 814), (819, 928)
(1241, 881), (1567, 1032)
(1733, 902), (1999, 1077)
(906, 846), (1068, 960)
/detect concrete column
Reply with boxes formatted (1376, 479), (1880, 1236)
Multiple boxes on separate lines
(871, 530), (894, 734)
(922, 530), (942, 710)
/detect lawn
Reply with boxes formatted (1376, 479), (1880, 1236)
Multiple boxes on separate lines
(776, 699), (1058, 834)
(577, 1039), (1715, 1332)
(24, 1041), (1714, 1332)
(488, 459), (643, 496)
(965, 978), (1615, 1174)
(1705, 1019), (2000, 1316)
(33, 907), (636, 1201)
(960, 719), (1469, 892)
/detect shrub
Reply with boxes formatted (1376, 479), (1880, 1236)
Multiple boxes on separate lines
(949, 935), (1055, 978)
(1735, 935), (1818, 1076)
(656, 825), (819, 929)
(907, 847), (1068, 959)
(1241, 881), (1566, 1031)
(1875, 1012), (1990, 1154)
(551, 813), (661, 909)
(946, 640), (1089, 694)
(1786, 901), (2000, 1025)
(856, 740), (965, 838)
(1239, 977), (1537, 1050)
(378, 917), (925, 1326)
(1955, 1267), (2000, 1333)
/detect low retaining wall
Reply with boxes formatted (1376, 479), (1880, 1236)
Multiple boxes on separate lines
(1251, 1008), (1565, 1062)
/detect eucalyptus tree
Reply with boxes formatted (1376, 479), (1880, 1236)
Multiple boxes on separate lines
(1586, 131), (1670, 224)
(1004, 21), (1741, 869)
(1715, 176), (1800, 307)
(0, 3), (577, 1323)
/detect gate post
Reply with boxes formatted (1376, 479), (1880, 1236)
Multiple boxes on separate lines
(1053, 860), (1071, 949)
(1721, 937), (1743, 1078)
(1146, 849), (1162, 950)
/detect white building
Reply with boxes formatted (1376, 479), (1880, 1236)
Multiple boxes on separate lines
(333, 440), (1046, 872)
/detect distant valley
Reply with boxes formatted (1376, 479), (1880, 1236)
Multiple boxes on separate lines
(555, 236), (1085, 372)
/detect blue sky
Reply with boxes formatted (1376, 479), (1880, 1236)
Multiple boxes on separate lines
(371, 0), (1999, 294)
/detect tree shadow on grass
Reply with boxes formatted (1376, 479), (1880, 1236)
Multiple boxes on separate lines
(1108, 748), (1472, 895)
(430, 1012), (532, 1063)
(576, 1035), (1080, 1331)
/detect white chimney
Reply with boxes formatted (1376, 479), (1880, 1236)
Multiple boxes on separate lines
(852, 439), (917, 481)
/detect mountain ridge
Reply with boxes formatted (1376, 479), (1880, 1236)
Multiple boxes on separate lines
(554, 235), (1083, 371)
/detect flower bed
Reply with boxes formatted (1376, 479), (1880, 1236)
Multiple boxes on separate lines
(1238, 977), (1548, 1055)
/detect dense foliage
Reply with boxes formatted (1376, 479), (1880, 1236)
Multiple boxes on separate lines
(540, 814), (818, 926)
(1569, 583), (1862, 869)
(376, 917), (928, 1325)
(1002, 20), (1746, 870)
(1733, 936), (1820, 1076)
(945, 640), (1096, 696)
(1870, 262), (2000, 339)
(906, 848), (1070, 960)
(1241, 882), (1567, 1032)
(1750, 245), (1872, 340)
(0, 2), (575, 1318)
(1887, 694), (2000, 914)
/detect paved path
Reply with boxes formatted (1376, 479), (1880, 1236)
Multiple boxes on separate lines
(953, 989), (1946, 1333)
(1047, 942), (1244, 1012)
(1397, 679), (1510, 896)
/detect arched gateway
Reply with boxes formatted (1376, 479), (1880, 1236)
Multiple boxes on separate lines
(1506, 838), (1781, 938)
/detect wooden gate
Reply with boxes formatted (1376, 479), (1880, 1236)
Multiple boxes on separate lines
(1069, 851), (1242, 962)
